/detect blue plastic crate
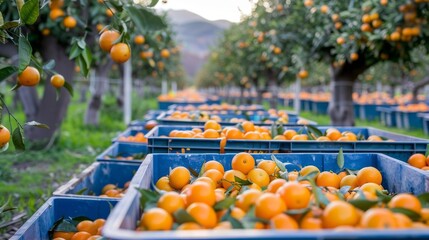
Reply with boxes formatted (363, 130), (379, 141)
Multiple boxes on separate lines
(104, 153), (429, 240)
(155, 112), (315, 127)
(97, 142), (148, 163)
(147, 126), (429, 160)
(112, 127), (150, 144)
(54, 162), (139, 198)
(376, 107), (397, 127)
(168, 104), (266, 113)
(158, 101), (206, 110)
(419, 113), (429, 135)
(11, 197), (118, 240)
(358, 104), (392, 122)
(402, 111), (427, 130)
(353, 104), (360, 119)
(312, 101), (329, 115)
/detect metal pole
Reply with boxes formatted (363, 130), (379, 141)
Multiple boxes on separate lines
(124, 61), (132, 125)
(294, 77), (301, 114)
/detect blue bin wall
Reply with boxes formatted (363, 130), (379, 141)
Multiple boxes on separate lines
(97, 142), (147, 163)
(54, 162), (139, 197)
(12, 197), (118, 240)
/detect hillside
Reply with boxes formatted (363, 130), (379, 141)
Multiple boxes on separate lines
(164, 10), (232, 78)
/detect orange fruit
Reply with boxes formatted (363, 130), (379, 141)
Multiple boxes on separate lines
(106, 8), (114, 17)
(298, 69), (309, 79)
(204, 120), (221, 131)
(160, 49), (170, 58)
(194, 176), (216, 190)
(340, 175), (358, 189)
(322, 201), (359, 228)
(244, 131), (261, 140)
(421, 208), (429, 221)
(71, 232), (91, 240)
(326, 129), (342, 141)
(408, 153), (427, 169)
(76, 220), (97, 235)
(235, 189), (262, 211)
(255, 193), (287, 220)
(367, 135), (382, 141)
(203, 129), (220, 139)
(247, 168), (270, 187)
(49, 0), (64, 9)
(257, 160), (279, 175)
(176, 222), (203, 230)
(203, 169), (223, 188)
(222, 170), (247, 190)
(0, 126), (11, 147)
(155, 176), (174, 191)
(343, 132), (357, 141)
(140, 207), (173, 230)
(49, 8), (65, 20)
(53, 232), (75, 240)
(356, 167), (382, 186)
(231, 152), (255, 174)
(231, 207), (246, 220)
(242, 121), (255, 132)
(93, 219), (105, 229)
(50, 74), (65, 88)
(110, 43), (131, 63)
(204, 160), (225, 174)
(186, 202), (217, 228)
(350, 53), (359, 61)
(359, 182), (383, 195)
(300, 217), (322, 230)
(18, 66), (40, 86)
(277, 181), (311, 209)
(168, 167), (191, 190)
(134, 35), (145, 45)
(99, 30), (120, 52)
(267, 179), (287, 193)
(157, 191), (185, 214)
(270, 213), (299, 230)
(388, 193), (422, 213)
(291, 134), (308, 141)
(316, 136), (331, 141)
(273, 135), (286, 140)
(185, 181), (216, 206)
(300, 165), (320, 179)
(394, 213), (412, 228)
(87, 236), (101, 240)
(283, 129), (297, 140)
(63, 16), (77, 28)
(360, 208), (397, 229)
(225, 128), (244, 139)
(316, 172), (340, 189)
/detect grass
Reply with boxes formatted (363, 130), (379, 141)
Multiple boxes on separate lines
(0, 90), (157, 236)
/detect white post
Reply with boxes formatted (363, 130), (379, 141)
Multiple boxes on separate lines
(172, 81), (177, 94)
(376, 81), (382, 93)
(294, 77), (301, 114)
(162, 80), (168, 95)
(124, 61), (132, 125)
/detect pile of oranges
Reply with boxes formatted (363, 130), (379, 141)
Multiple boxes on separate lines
(165, 111), (290, 124)
(99, 182), (130, 198)
(173, 103), (264, 112)
(103, 154), (145, 161)
(165, 120), (387, 142)
(407, 153), (429, 170)
(397, 103), (429, 112)
(117, 132), (147, 143)
(134, 152), (429, 231)
(52, 218), (105, 240)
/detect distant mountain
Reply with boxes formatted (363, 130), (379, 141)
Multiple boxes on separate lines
(163, 10), (232, 78)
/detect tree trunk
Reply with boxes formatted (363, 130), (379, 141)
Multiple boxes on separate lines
(328, 58), (368, 126)
(84, 61), (113, 126)
(24, 36), (75, 146)
(411, 77), (429, 103)
(239, 86), (245, 105)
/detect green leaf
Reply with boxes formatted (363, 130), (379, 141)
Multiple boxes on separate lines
(375, 190), (392, 204)
(198, 162), (205, 177)
(348, 199), (378, 211)
(43, 60), (55, 70)
(71, 216), (93, 226)
(277, 123), (284, 135)
(20, 0), (39, 25)
(418, 192), (429, 208)
(285, 207), (310, 215)
(173, 209), (196, 224)
(0, 142), (9, 153)
(0, 21), (20, 30)
(297, 170), (319, 182)
(337, 148), (344, 169)
(339, 186), (351, 195)
(0, 66), (18, 82)
(187, 167), (199, 178)
(0, 12), (3, 26)
(82, 47), (92, 68)
(75, 188), (88, 195)
(234, 176), (252, 186)
(306, 125), (322, 138)
(50, 218), (77, 233)
(63, 81), (74, 96)
(214, 197), (236, 211)
(138, 188), (160, 211)
(312, 186), (330, 207)
(77, 39), (86, 49)
(148, 0), (160, 7)
(390, 207), (421, 221)
(271, 155), (286, 172)
(0, 199), (9, 214)
(125, 6), (167, 32)
(25, 121), (49, 129)
(12, 127), (25, 151)
(69, 43), (82, 60)
(18, 37), (32, 73)
(76, 56), (89, 77)
(227, 216), (244, 229)
(270, 122), (278, 139)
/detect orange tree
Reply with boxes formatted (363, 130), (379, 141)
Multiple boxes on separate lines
(203, 0), (429, 125)
(0, 0), (168, 149)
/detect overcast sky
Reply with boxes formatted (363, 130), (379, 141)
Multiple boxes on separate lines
(153, 0), (254, 22)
